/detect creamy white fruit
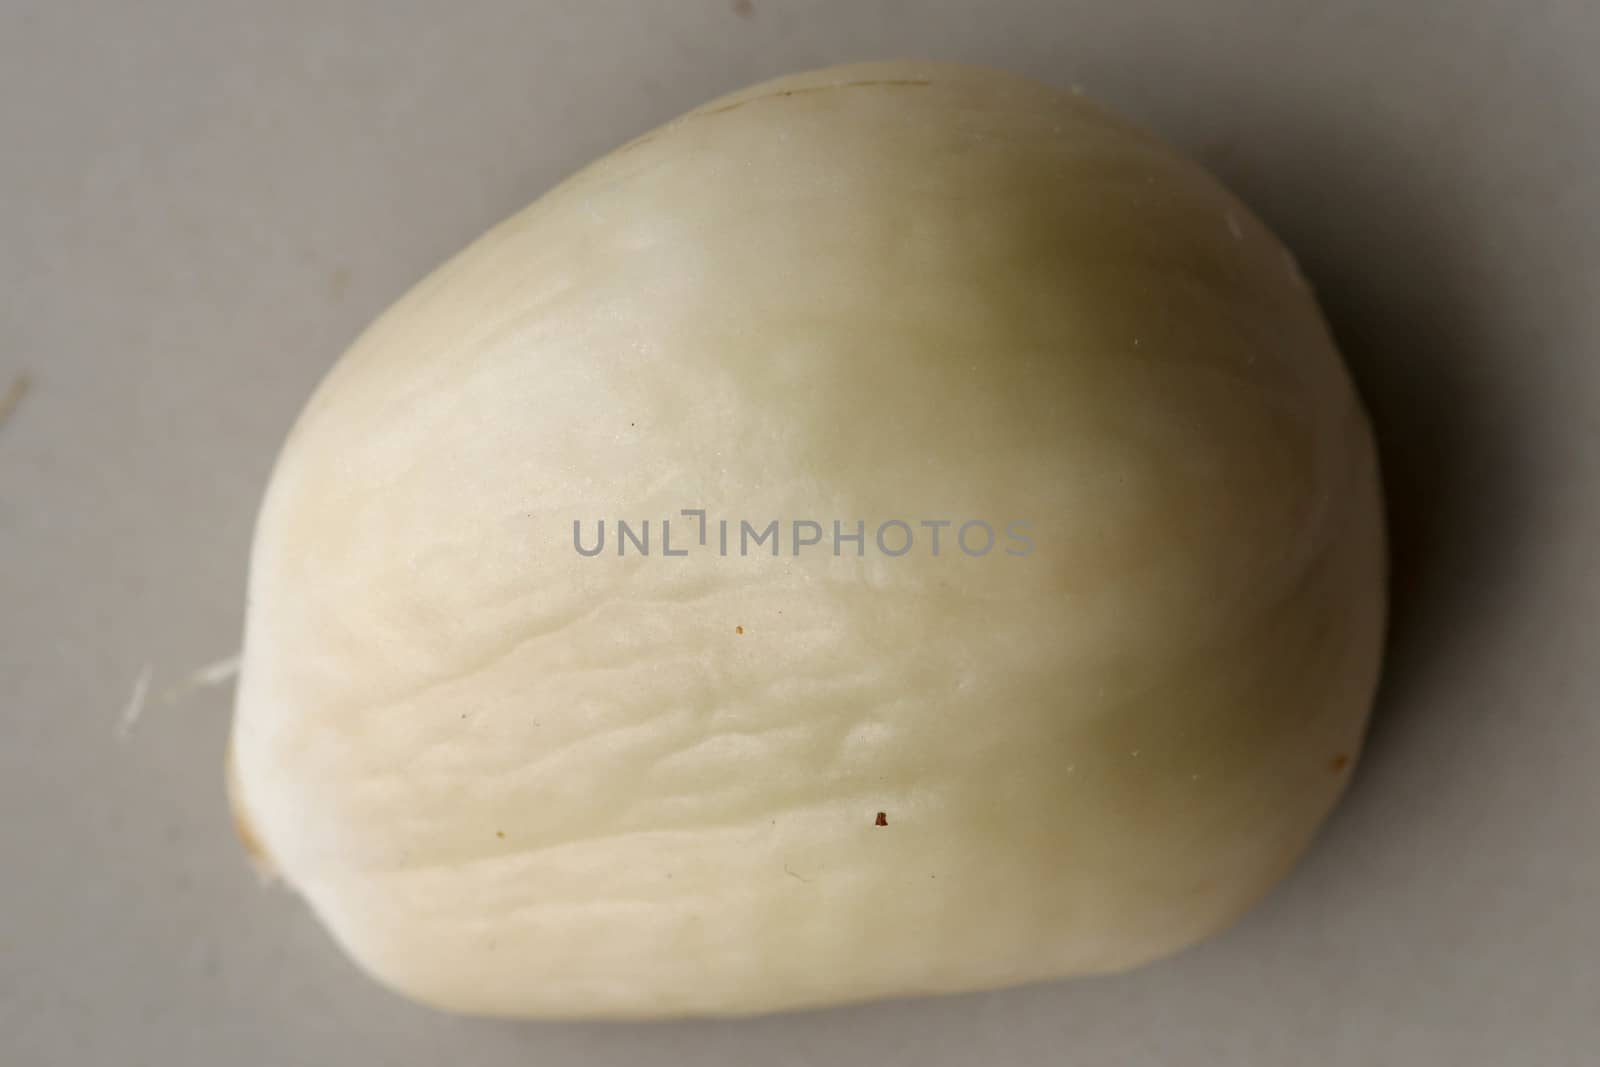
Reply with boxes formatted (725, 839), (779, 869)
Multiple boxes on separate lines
(229, 61), (1386, 1019)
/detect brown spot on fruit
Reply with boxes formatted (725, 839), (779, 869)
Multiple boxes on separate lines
(224, 743), (276, 878)
(875, 812), (888, 827)
(230, 800), (267, 862)
(735, 625), (744, 634)
(1330, 754), (1351, 773)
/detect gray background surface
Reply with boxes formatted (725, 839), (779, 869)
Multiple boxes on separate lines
(2, 1), (1597, 1064)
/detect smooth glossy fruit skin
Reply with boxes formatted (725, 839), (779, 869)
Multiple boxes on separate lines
(229, 61), (1386, 1019)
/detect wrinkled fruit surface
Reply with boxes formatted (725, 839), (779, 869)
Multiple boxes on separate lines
(230, 61), (1387, 1019)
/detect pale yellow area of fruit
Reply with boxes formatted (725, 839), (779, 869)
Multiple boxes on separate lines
(229, 61), (1386, 1019)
